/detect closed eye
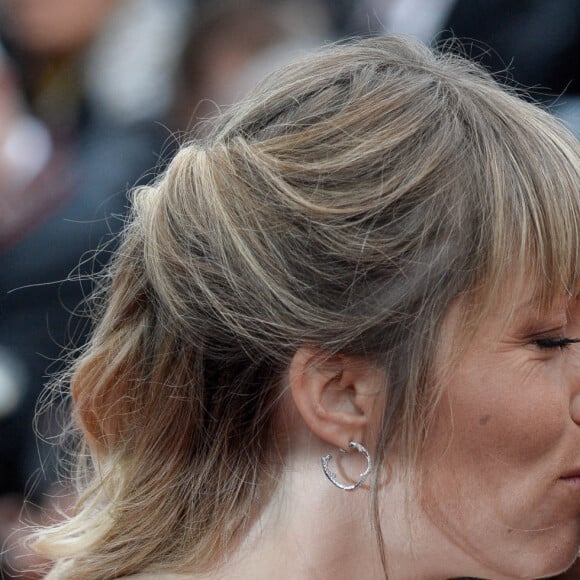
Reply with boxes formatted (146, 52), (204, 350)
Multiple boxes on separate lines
(534, 337), (580, 350)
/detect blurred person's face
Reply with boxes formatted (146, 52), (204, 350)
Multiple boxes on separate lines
(1, 0), (118, 56)
(416, 286), (580, 578)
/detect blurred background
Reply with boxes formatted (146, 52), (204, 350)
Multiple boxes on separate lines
(0, 0), (577, 577)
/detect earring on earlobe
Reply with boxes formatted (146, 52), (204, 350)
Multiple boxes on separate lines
(321, 441), (372, 491)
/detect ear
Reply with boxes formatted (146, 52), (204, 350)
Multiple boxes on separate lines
(288, 347), (384, 449)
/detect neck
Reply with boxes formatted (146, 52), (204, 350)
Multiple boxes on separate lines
(210, 449), (472, 580)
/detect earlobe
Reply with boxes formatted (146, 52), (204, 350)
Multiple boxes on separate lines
(288, 347), (383, 449)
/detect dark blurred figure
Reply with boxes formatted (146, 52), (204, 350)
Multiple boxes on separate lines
(440, 0), (580, 133)
(0, 0), (119, 495)
(0, 0), (190, 576)
(323, 0), (580, 134)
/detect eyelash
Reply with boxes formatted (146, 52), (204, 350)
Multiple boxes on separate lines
(534, 337), (580, 350)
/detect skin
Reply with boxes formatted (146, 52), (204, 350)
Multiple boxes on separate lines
(122, 283), (580, 579)
(420, 292), (580, 579)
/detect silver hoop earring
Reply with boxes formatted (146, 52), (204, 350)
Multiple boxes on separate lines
(321, 441), (372, 491)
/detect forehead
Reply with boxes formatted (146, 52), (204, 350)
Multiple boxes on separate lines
(437, 276), (580, 361)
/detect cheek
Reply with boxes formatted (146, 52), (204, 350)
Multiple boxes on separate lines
(419, 357), (574, 555)
(432, 358), (567, 471)
(418, 356), (569, 535)
(415, 361), (573, 575)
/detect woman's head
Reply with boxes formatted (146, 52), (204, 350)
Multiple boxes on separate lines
(38, 36), (580, 578)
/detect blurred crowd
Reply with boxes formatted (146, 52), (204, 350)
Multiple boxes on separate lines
(0, 0), (578, 577)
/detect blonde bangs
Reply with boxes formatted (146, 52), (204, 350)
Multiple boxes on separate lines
(464, 97), (580, 321)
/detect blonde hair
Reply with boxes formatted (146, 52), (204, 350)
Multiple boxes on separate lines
(36, 36), (580, 578)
